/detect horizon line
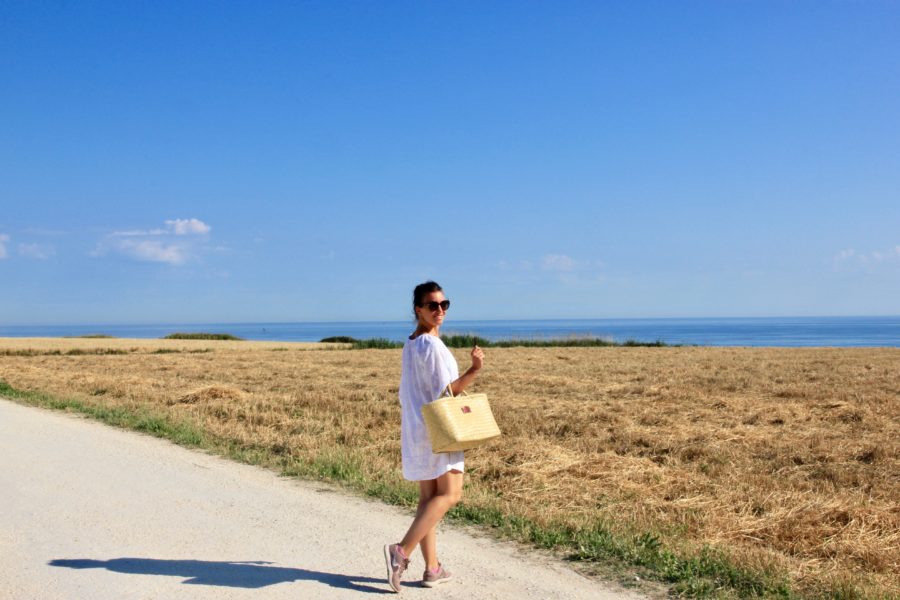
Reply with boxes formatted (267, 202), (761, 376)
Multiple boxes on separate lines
(2, 314), (899, 329)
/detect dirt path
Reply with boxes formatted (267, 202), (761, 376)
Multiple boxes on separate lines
(0, 399), (642, 599)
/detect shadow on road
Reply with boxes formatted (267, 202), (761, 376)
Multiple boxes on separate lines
(49, 557), (391, 593)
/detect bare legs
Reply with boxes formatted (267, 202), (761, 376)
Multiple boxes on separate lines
(412, 478), (439, 569)
(399, 470), (463, 570)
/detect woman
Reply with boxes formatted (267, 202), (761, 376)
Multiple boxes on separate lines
(384, 281), (484, 592)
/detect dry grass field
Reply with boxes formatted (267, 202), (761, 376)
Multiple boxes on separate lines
(1, 338), (897, 597)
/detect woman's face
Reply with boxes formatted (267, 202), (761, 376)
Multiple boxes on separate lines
(416, 290), (448, 330)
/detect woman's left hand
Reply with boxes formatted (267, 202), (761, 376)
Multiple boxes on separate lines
(451, 344), (485, 395)
(471, 344), (484, 372)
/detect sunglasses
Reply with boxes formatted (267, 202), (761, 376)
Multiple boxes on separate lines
(420, 300), (451, 312)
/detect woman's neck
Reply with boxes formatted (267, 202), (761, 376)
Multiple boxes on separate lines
(411, 324), (440, 339)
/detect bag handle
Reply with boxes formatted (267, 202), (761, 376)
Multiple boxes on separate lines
(441, 383), (468, 398)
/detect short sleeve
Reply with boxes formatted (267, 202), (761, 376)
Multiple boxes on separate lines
(415, 336), (453, 403)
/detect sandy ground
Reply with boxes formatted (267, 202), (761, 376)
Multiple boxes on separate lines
(0, 399), (643, 600)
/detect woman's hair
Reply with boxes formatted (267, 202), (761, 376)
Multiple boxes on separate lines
(412, 281), (443, 320)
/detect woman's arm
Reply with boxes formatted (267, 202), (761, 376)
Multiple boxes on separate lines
(449, 344), (484, 395)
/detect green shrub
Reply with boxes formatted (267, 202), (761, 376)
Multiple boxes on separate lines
(351, 338), (403, 349)
(162, 333), (244, 341)
(320, 336), (359, 343)
(342, 335), (669, 349)
(63, 334), (115, 339)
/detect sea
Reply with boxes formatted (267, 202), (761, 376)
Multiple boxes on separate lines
(1, 316), (899, 347)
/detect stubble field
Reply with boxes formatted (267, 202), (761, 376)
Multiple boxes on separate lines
(0, 338), (897, 598)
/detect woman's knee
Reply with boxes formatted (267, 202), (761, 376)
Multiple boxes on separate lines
(431, 471), (463, 509)
(430, 492), (459, 514)
(443, 486), (462, 507)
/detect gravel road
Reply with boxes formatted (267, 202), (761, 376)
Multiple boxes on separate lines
(0, 399), (642, 599)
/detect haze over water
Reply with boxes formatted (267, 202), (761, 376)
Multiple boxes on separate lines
(2, 316), (898, 347)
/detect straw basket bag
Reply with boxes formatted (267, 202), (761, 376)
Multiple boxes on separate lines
(422, 385), (502, 453)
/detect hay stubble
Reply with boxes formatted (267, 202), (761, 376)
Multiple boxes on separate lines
(1, 340), (897, 596)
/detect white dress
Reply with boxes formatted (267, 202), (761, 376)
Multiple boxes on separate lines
(399, 334), (465, 481)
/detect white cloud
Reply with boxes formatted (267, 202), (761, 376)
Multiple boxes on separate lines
(116, 239), (189, 265)
(541, 254), (576, 272)
(111, 218), (211, 238)
(498, 253), (605, 285)
(836, 248), (857, 261)
(95, 218), (212, 265)
(833, 245), (900, 269)
(0, 234), (8, 259)
(166, 218), (211, 235)
(18, 243), (55, 260)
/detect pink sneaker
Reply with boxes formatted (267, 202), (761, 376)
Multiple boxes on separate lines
(384, 544), (409, 593)
(423, 563), (453, 587)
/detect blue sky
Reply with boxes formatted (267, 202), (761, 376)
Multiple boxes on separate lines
(1, 1), (898, 324)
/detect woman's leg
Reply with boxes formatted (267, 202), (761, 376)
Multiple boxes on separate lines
(414, 480), (439, 570)
(399, 470), (463, 562)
